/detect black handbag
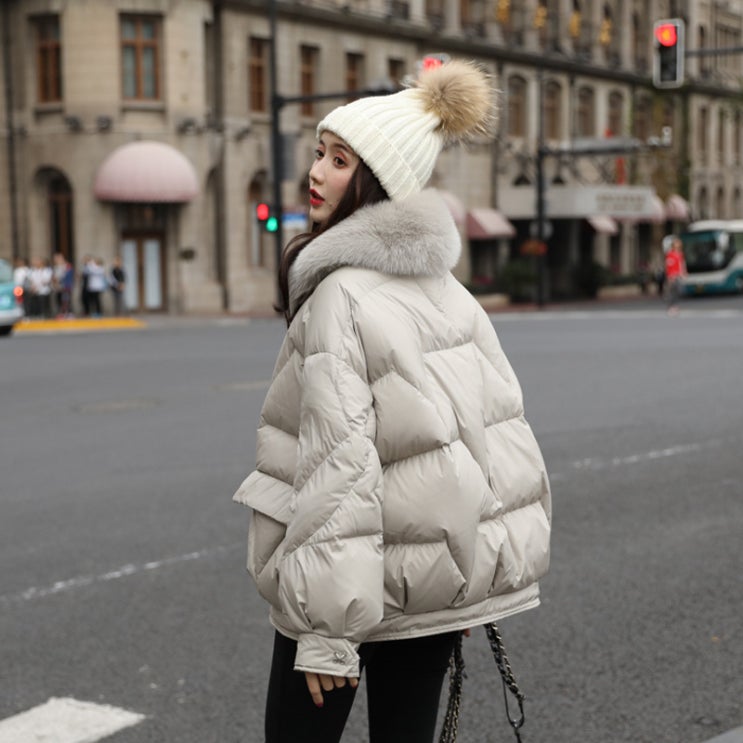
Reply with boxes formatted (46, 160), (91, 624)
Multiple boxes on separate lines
(439, 623), (527, 743)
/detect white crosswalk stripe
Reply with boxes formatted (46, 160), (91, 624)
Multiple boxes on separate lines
(0, 698), (145, 743)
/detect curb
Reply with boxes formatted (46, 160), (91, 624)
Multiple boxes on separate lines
(15, 318), (146, 334)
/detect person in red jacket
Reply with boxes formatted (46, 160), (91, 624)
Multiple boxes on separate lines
(664, 235), (687, 315)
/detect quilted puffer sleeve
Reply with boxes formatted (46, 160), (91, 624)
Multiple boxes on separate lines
(280, 277), (384, 677)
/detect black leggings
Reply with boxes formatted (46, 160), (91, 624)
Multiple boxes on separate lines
(265, 630), (458, 743)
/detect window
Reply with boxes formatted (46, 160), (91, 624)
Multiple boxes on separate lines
(698, 106), (708, 161)
(249, 38), (269, 113)
(121, 16), (161, 100)
(47, 172), (74, 262)
(204, 22), (215, 116)
(607, 91), (623, 136)
(576, 86), (595, 137)
(426, 0), (445, 30)
(388, 58), (406, 89)
(544, 81), (562, 140)
(716, 187), (725, 218)
(345, 53), (364, 101)
(35, 15), (62, 103)
(300, 46), (319, 117)
(460, 0), (484, 35)
(718, 109), (726, 162)
(632, 13), (648, 72)
(735, 111), (742, 165)
(634, 97), (650, 141)
(699, 26), (709, 78)
(507, 76), (527, 137)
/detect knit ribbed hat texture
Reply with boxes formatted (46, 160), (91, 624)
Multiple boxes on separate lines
(317, 60), (495, 201)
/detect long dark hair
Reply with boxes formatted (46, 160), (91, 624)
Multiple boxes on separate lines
(276, 160), (389, 324)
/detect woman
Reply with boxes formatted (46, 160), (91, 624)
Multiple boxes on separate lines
(234, 59), (551, 743)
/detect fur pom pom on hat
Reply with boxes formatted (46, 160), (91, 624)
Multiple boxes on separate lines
(317, 59), (495, 201)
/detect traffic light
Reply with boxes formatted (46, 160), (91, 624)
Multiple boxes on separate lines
(418, 53), (449, 75)
(653, 19), (684, 89)
(255, 202), (278, 233)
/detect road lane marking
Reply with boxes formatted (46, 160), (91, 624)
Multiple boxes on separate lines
(569, 440), (719, 472)
(0, 697), (145, 743)
(0, 543), (242, 606)
(214, 380), (271, 391)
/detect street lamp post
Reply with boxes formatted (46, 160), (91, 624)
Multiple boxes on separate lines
(535, 68), (547, 308)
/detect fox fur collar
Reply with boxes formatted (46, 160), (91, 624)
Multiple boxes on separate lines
(289, 189), (461, 315)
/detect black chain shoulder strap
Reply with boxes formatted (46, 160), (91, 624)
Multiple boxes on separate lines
(438, 623), (526, 743)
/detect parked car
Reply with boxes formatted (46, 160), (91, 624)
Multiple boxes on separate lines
(0, 259), (24, 336)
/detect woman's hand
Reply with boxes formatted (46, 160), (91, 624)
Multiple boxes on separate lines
(304, 672), (359, 707)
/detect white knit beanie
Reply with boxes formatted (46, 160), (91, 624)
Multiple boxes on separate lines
(317, 60), (495, 201)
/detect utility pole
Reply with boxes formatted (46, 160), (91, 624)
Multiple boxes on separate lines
(535, 68), (547, 308)
(268, 0), (283, 279)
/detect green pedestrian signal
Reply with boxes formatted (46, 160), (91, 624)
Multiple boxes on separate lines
(265, 215), (278, 233)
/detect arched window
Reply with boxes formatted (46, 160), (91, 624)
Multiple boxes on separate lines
(507, 75), (528, 137)
(698, 106), (708, 162)
(577, 86), (595, 137)
(698, 187), (708, 220)
(716, 187), (725, 218)
(718, 109), (726, 162)
(47, 172), (75, 263)
(544, 81), (562, 140)
(608, 91), (623, 136)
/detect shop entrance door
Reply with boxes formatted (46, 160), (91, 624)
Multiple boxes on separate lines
(120, 233), (166, 312)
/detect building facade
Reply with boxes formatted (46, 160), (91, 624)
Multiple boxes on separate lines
(1, 0), (741, 313)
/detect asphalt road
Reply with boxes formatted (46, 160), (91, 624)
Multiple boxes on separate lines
(1, 296), (742, 743)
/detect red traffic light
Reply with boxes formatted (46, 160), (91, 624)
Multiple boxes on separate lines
(255, 202), (270, 221)
(655, 23), (678, 47)
(421, 56), (444, 72)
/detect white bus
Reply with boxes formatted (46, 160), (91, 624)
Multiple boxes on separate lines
(679, 220), (743, 295)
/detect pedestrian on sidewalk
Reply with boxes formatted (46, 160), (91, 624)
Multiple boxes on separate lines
(86, 258), (107, 317)
(109, 256), (127, 316)
(52, 252), (74, 318)
(233, 59), (551, 743)
(29, 258), (53, 318)
(79, 255), (92, 316)
(664, 235), (687, 315)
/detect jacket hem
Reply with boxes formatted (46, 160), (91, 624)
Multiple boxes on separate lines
(268, 584), (541, 645)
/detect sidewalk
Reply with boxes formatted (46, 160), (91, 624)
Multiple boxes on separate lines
(15, 317), (146, 334)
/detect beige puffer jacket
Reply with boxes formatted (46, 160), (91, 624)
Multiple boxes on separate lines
(234, 190), (551, 677)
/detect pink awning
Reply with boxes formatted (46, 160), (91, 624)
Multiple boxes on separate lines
(666, 194), (690, 221)
(94, 141), (199, 203)
(467, 208), (516, 239)
(587, 215), (619, 235)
